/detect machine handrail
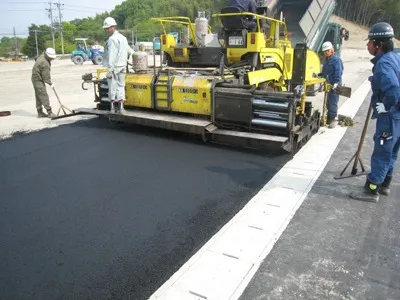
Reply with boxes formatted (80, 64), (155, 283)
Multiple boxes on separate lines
(151, 17), (212, 47)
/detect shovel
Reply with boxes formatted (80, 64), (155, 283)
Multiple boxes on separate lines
(334, 86), (352, 98)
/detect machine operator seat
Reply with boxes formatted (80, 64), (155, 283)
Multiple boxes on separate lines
(220, 6), (257, 32)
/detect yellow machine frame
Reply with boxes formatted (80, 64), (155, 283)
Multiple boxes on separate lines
(152, 12), (322, 92)
(151, 17), (213, 64)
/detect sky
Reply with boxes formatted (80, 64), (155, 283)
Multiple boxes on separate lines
(0, 0), (124, 37)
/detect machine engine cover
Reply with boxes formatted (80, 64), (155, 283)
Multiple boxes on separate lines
(188, 48), (225, 67)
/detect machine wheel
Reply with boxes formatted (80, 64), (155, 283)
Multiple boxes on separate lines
(72, 55), (84, 65)
(93, 55), (103, 65)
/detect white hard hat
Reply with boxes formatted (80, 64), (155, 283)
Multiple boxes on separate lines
(103, 17), (117, 29)
(321, 41), (333, 51)
(45, 47), (56, 59)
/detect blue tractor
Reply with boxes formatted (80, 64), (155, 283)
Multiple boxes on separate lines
(71, 38), (104, 65)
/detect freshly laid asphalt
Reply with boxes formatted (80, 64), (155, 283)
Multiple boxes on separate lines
(0, 120), (291, 300)
(240, 95), (400, 300)
(2, 92), (400, 300)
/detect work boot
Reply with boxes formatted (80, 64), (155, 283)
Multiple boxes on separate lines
(110, 101), (116, 113)
(326, 117), (337, 128)
(328, 120), (337, 129)
(119, 100), (125, 112)
(379, 175), (392, 196)
(46, 110), (57, 118)
(37, 110), (47, 118)
(349, 179), (380, 203)
(114, 102), (121, 114)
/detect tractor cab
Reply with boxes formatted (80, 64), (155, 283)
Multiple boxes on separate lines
(71, 38), (104, 65)
(74, 38), (91, 57)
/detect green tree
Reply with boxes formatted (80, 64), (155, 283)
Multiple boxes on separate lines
(0, 37), (13, 57)
(335, 0), (400, 38)
(22, 24), (50, 58)
(0, 36), (27, 57)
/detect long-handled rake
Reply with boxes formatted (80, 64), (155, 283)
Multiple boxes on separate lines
(52, 86), (73, 117)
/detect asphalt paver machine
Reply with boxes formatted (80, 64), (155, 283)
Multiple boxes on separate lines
(65, 0), (347, 152)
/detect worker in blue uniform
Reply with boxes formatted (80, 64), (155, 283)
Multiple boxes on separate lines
(320, 41), (344, 128)
(350, 22), (400, 202)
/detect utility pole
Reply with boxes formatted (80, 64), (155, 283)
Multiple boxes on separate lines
(46, 1), (56, 50)
(54, 0), (64, 56)
(34, 30), (39, 57)
(135, 29), (138, 45)
(13, 26), (18, 58)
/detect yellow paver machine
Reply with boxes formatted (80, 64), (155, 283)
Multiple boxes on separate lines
(73, 1), (341, 152)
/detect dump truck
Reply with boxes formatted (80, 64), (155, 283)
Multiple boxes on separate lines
(64, 0), (348, 153)
(262, 0), (348, 55)
(276, 0), (349, 94)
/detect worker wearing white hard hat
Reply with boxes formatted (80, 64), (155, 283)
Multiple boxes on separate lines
(321, 41), (333, 52)
(103, 16), (117, 29)
(31, 47), (57, 118)
(102, 16), (132, 113)
(320, 40), (344, 128)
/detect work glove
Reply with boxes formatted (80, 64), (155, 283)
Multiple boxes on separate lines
(376, 102), (388, 114)
(333, 83), (338, 89)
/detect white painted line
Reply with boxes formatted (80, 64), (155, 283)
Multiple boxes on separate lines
(149, 79), (371, 300)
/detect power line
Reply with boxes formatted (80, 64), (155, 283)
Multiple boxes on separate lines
(8, 9), (44, 11)
(64, 4), (109, 10)
(6, 1), (47, 4)
(63, 8), (107, 13)
(64, 7), (106, 12)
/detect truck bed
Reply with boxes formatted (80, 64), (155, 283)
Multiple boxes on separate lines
(280, 0), (312, 46)
(279, 0), (336, 51)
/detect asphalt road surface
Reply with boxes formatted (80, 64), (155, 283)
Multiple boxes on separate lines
(0, 118), (291, 300)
